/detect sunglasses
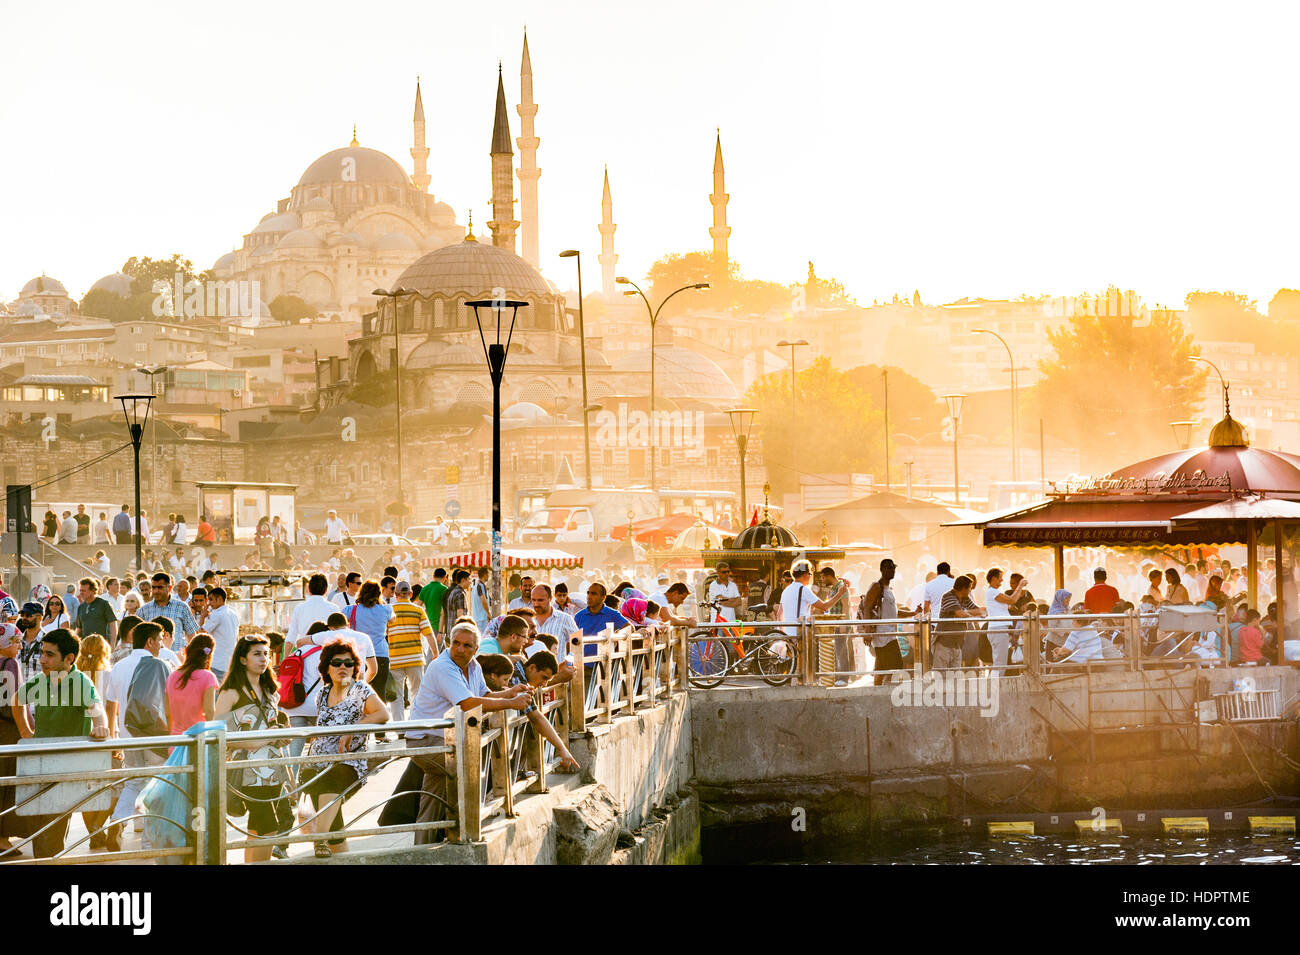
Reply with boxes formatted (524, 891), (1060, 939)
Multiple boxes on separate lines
(330, 659), (357, 670)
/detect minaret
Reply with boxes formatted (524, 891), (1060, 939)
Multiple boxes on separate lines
(598, 166), (618, 299)
(488, 63), (518, 253)
(411, 77), (430, 192)
(709, 129), (731, 288)
(516, 30), (541, 268)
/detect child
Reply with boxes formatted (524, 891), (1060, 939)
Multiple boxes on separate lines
(479, 653), (515, 691)
(1238, 610), (1265, 664)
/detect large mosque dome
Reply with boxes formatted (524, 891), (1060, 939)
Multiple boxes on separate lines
(610, 346), (739, 403)
(296, 146), (411, 187)
(21, 275), (67, 296)
(395, 236), (552, 300)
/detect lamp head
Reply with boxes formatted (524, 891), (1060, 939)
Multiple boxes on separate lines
(615, 276), (630, 284)
(559, 250), (579, 258)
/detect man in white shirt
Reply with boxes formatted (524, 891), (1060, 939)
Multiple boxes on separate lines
(923, 562), (957, 616)
(431, 516), (449, 547)
(706, 562), (744, 623)
(58, 511), (79, 544)
(104, 577), (125, 617)
(204, 586), (240, 681)
(507, 576), (535, 612)
(332, 573), (362, 608)
(780, 560), (847, 638)
(133, 511), (150, 545)
(293, 611), (378, 683)
(530, 584), (578, 669)
(324, 510), (349, 545)
(287, 574), (340, 645)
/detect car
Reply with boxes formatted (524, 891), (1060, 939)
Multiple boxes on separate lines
(405, 524), (451, 544)
(348, 533), (418, 548)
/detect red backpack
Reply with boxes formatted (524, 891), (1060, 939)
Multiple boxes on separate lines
(277, 645), (323, 708)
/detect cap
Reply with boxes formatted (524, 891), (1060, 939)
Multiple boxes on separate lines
(20, 602), (43, 616)
(395, 581), (412, 594)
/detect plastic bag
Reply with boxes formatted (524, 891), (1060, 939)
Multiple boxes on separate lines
(139, 721), (216, 863)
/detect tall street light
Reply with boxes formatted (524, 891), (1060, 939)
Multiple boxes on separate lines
(973, 327), (1018, 481)
(116, 394), (153, 575)
(881, 368), (890, 492)
(373, 287), (418, 514)
(137, 365), (167, 524)
(616, 276), (710, 493)
(584, 403), (604, 484)
(559, 250), (594, 488)
(469, 296), (529, 616)
(776, 340), (809, 489)
(726, 408), (758, 524)
(942, 393), (966, 506)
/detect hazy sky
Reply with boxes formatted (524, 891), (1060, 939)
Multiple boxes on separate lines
(3, 0), (1298, 311)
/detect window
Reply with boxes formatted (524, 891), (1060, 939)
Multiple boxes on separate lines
(660, 449), (672, 467)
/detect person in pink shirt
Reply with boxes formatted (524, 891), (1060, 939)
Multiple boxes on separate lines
(1238, 611), (1265, 664)
(165, 633), (218, 734)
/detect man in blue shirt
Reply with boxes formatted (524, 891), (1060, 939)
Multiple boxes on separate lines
(137, 572), (198, 653)
(406, 621), (531, 842)
(573, 582), (631, 659)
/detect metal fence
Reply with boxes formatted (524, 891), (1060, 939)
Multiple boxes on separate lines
(678, 607), (1246, 688)
(569, 624), (688, 726)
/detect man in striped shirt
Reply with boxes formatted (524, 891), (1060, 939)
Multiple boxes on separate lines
(386, 580), (436, 721)
(138, 572), (198, 654)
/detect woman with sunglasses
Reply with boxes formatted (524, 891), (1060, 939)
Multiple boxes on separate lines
(304, 639), (390, 857)
(39, 594), (70, 637)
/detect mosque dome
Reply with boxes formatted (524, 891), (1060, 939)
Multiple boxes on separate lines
(610, 346), (739, 403)
(212, 252), (239, 271)
(21, 275), (67, 296)
(374, 232), (419, 251)
(253, 212), (301, 235)
(503, 402), (551, 423)
(88, 272), (134, 297)
(277, 229), (326, 249)
(330, 231), (367, 247)
(395, 237), (553, 300)
(297, 146), (410, 187)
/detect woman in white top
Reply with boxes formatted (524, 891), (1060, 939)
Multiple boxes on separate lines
(173, 514), (189, 546)
(39, 594), (71, 636)
(984, 568), (1023, 677)
(92, 550), (111, 575)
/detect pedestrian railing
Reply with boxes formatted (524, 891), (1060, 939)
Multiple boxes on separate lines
(569, 624), (689, 728)
(679, 608), (1243, 689)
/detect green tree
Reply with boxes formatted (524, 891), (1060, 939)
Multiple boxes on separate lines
(269, 294), (319, 324)
(80, 253), (214, 322)
(1039, 309), (1207, 467)
(803, 261), (855, 308)
(843, 364), (945, 438)
(1267, 288), (1300, 323)
(745, 356), (884, 498)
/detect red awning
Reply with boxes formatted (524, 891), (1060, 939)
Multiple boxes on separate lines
(419, 549), (583, 570)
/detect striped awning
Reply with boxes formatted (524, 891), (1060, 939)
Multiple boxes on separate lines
(420, 548), (583, 570)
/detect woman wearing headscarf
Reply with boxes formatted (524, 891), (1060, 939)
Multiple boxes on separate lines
(619, 596), (649, 627)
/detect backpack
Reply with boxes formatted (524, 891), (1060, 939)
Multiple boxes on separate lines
(125, 656), (171, 755)
(276, 644), (323, 708)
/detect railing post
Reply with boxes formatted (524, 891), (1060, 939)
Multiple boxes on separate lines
(674, 625), (688, 693)
(1126, 609), (1141, 672)
(453, 705), (482, 843)
(647, 630), (659, 703)
(568, 633), (586, 737)
(623, 628), (637, 714)
(489, 710), (514, 817)
(1024, 609), (1041, 680)
(527, 711), (548, 794)
(799, 619), (815, 686)
(602, 626), (615, 724)
(918, 616), (931, 676)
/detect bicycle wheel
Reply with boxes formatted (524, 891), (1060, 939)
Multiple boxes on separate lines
(688, 632), (730, 688)
(755, 634), (796, 685)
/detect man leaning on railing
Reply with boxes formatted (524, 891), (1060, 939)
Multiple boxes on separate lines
(859, 558), (919, 686)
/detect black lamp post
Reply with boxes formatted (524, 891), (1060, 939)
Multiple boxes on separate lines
(726, 408), (758, 524)
(616, 277), (709, 492)
(116, 393), (154, 575)
(776, 339), (809, 487)
(373, 287), (417, 513)
(974, 327), (1018, 481)
(468, 296), (529, 615)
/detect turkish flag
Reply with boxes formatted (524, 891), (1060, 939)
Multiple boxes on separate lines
(750, 506), (759, 526)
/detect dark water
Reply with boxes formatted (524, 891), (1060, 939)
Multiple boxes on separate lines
(704, 826), (1300, 865)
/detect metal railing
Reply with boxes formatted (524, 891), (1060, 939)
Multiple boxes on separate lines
(679, 608), (1245, 688)
(568, 624), (687, 727)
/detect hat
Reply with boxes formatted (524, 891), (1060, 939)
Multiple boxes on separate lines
(20, 602), (43, 616)
(657, 573), (670, 584)
(395, 580), (412, 595)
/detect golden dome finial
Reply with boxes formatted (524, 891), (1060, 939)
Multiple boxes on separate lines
(761, 482), (772, 524)
(350, 124), (358, 147)
(465, 210), (476, 242)
(1208, 412), (1249, 448)
(820, 519), (829, 547)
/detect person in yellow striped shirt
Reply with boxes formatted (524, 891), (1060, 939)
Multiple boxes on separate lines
(386, 581), (437, 721)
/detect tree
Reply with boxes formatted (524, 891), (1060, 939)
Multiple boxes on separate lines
(120, 253), (212, 297)
(745, 356), (884, 498)
(1038, 309), (1207, 468)
(646, 251), (789, 316)
(1268, 288), (1300, 323)
(80, 253), (215, 322)
(1185, 290), (1296, 355)
(843, 365), (945, 438)
(647, 251), (733, 301)
(269, 294), (319, 324)
(803, 261), (855, 308)
(346, 367), (395, 408)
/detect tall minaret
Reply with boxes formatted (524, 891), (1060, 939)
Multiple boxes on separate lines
(488, 64), (518, 253)
(598, 166), (618, 299)
(709, 129), (731, 288)
(411, 77), (430, 192)
(516, 30), (541, 268)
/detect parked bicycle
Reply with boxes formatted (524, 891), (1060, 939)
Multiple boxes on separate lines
(687, 599), (799, 688)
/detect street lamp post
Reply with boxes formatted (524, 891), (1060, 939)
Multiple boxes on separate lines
(116, 394), (154, 575)
(942, 393), (966, 506)
(469, 296), (529, 616)
(559, 251), (595, 489)
(373, 287), (418, 513)
(616, 277), (709, 492)
(776, 340), (809, 489)
(881, 368), (890, 492)
(137, 365), (168, 525)
(974, 327), (1018, 481)
(726, 408), (758, 524)
(1189, 356), (1230, 419)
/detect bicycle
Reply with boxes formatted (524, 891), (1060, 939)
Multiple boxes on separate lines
(687, 599), (799, 688)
